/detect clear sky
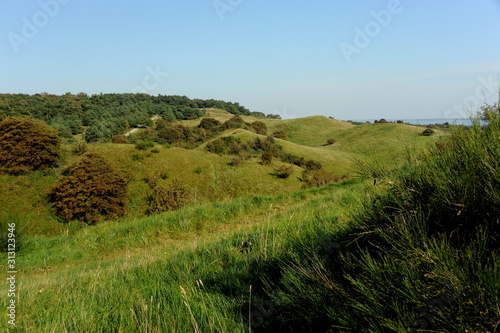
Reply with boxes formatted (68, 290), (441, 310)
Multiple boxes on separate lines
(1, 0), (500, 119)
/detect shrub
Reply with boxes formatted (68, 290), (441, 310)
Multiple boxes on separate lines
(155, 119), (171, 131)
(111, 135), (129, 144)
(299, 169), (338, 188)
(280, 153), (306, 167)
(421, 128), (435, 136)
(48, 153), (128, 224)
(146, 179), (190, 214)
(305, 159), (323, 171)
(135, 140), (156, 150)
(198, 117), (221, 131)
(252, 121), (268, 135)
(272, 130), (288, 140)
(260, 152), (273, 165)
(222, 115), (248, 130)
(228, 157), (241, 167)
(251, 137), (282, 154)
(130, 153), (145, 161)
(158, 126), (185, 144)
(205, 138), (227, 155)
(326, 138), (336, 145)
(206, 136), (241, 155)
(273, 164), (294, 178)
(0, 116), (61, 174)
(71, 142), (87, 156)
(151, 148), (160, 154)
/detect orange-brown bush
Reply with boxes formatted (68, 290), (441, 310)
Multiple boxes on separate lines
(0, 116), (61, 174)
(48, 153), (128, 224)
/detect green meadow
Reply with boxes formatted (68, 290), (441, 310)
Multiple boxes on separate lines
(1, 107), (498, 332)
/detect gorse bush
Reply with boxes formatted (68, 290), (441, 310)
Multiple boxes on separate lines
(260, 152), (273, 165)
(111, 134), (129, 143)
(146, 178), (190, 214)
(48, 153), (128, 224)
(0, 116), (61, 174)
(272, 130), (288, 140)
(252, 120), (267, 135)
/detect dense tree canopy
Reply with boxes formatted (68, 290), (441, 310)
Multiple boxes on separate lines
(0, 116), (61, 174)
(0, 93), (265, 142)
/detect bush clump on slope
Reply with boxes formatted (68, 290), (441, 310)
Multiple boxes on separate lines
(0, 116), (61, 174)
(48, 153), (128, 224)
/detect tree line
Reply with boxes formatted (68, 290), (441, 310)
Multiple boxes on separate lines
(0, 93), (266, 142)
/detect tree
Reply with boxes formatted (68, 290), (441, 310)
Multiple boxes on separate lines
(0, 117), (61, 174)
(84, 125), (102, 142)
(48, 153), (128, 224)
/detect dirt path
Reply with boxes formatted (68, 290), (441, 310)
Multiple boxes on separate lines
(124, 115), (160, 136)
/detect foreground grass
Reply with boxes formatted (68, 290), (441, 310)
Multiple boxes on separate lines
(0, 179), (370, 332)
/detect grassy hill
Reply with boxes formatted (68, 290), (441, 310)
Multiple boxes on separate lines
(2, 108), (497, 332)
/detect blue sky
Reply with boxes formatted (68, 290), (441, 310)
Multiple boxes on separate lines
(1, 0), (500, 119)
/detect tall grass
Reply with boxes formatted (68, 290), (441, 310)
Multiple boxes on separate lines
(0, 178), (367, 332)
(259, 107), (500, 332)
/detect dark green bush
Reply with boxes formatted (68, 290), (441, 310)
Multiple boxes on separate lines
(135, 140), (156, 150)
(198, 117), (221, 131)
(421, 128), (435, 136)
